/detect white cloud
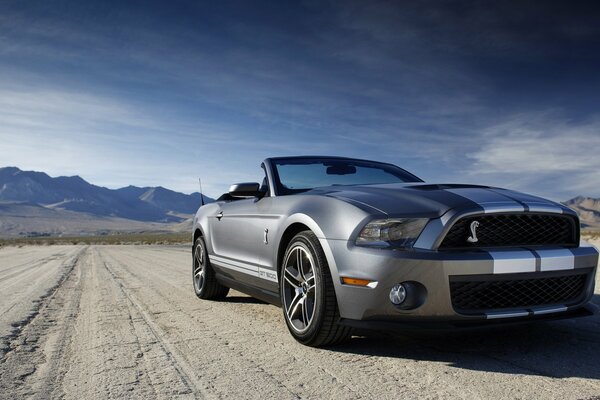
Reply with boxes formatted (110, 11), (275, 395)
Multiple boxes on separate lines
(466, 113), (600, 199)
(0, 86), (251, 195)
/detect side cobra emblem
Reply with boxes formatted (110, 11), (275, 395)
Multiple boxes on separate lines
(467, 221), (480, 243)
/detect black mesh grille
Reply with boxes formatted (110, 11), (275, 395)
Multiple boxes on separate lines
(440, 214), (577, 249)
(450, 272), (588, 314)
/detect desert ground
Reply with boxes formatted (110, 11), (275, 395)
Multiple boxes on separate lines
(0, 242), (599, 400)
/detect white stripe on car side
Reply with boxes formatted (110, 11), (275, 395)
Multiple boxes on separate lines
(211, 254), (258, 272)
(211, 255), (278, 283)
(488, 250), (536, 274)
(535, 248), (575, 272)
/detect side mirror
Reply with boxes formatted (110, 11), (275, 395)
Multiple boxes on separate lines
(228, 182), (264, 198)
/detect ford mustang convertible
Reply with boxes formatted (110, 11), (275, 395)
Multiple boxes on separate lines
(192, 156), (598, 346)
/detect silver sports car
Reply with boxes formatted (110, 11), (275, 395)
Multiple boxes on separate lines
(192, 156), (598, 346)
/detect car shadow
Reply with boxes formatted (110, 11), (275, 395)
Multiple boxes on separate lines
(219, 295), (267, 304)
(328, 294), (600, 380)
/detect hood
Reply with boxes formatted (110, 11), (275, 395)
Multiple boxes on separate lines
(306, 183), (569, 217)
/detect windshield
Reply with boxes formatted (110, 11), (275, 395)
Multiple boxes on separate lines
(272, 157), (422, 195)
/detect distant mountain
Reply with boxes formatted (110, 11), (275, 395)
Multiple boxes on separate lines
(563, 196), (600, 230)
(0, 167), (213, 224)
(0, 201), (185, 238)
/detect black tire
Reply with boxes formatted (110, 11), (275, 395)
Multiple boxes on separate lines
(193, 237), (229, 299)
(280, 230), (352, 347)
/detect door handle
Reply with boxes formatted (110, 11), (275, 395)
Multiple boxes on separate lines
(216, 211), (223, 220)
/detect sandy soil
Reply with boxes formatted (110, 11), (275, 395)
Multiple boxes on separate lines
(0, 244), (599, 399)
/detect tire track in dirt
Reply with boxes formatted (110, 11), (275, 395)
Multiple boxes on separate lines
(0, 254), (62, 284)
(101, 255), (206, 399)
(29, 249), (88, 400)
(51, 247), (200, 399)
(1, 246), (203, 399)
(0, 246), (85, 359)
(0, 247), (86, 399)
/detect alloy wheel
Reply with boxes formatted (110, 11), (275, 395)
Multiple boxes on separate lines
(193, 241), (205, 292)
(282, 244), (316, 333)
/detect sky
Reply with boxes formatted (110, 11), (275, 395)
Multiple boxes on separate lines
(1, 0), (599, 200)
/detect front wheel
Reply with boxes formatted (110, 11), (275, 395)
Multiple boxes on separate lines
(280, 231), (351, 346)
(193, 237), (229, 299)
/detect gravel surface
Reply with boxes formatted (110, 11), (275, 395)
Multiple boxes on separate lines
(0, 244), (599, 399)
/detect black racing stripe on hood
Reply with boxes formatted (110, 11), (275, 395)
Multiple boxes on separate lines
(408, 184), (491, 191)
(432, 187), (486, 214)
(487, 188), (531, 212)
(313, 183), (497, 217)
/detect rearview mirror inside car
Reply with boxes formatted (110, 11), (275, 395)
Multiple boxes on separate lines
(326, 164), (356, 175)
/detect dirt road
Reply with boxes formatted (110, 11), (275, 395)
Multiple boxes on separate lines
(0, 245), (599, 399)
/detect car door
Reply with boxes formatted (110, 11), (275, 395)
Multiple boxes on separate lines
(208, 194), (283, 293)
(209, 198), (262, 265)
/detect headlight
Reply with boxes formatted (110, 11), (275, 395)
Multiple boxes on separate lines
(356, 218), (428, 249)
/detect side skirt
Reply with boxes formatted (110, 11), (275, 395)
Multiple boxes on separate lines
(216, 273), (282, 307)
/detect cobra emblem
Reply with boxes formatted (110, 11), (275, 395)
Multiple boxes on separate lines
(467, 221), (480, 243)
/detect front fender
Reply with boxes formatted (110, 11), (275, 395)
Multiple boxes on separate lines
(272, 213), (352, 313)
(192, 203), (220, 254)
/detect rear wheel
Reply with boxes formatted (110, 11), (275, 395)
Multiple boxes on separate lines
(193, 237), (229, 299)
(280, 231), (351, 346)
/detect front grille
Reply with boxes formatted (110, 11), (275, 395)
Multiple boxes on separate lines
(449, 272), (588, 314)
(439, 213), (577, 249)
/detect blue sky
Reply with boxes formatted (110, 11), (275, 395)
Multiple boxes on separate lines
(1, 0), (599, 200)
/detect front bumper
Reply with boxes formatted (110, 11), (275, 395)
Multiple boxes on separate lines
(324, 239), (598, 323)
(339, 303), (598, 332)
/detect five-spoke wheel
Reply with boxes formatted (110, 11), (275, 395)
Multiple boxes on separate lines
(192, 236), (229, 299)
(282, 244), (317, 333)
(280, 231), (351, 346)
(193, 240), (206, 292)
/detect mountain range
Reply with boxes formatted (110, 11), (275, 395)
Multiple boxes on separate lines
(0, 167), (213, 237)
(562, 196), (600, 230)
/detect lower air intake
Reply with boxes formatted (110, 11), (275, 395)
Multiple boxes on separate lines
(449, 271), (588, 314)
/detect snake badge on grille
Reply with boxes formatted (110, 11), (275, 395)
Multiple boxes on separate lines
(467, 221), (480, 243)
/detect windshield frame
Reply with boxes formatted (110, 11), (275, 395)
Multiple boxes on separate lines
(268, 156), (423, 196)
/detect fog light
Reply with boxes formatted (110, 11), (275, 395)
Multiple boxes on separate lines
(389, 284), (407, 305)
